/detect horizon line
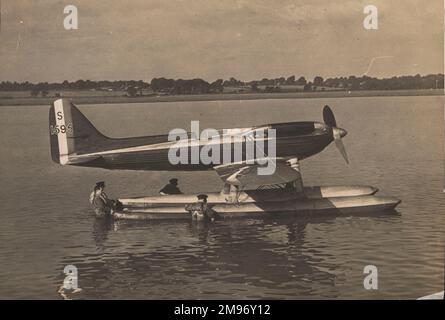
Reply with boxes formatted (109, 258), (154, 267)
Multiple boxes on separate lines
(1, 72), (444, 85)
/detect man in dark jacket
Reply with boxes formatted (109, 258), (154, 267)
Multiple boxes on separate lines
(89, 181), (122, 216)
(185, 194), (218, 222)
(89, 182), (112, 217)
(159, 178), (183, 195)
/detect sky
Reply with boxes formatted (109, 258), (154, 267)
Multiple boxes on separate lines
(0, 0), (443, 83)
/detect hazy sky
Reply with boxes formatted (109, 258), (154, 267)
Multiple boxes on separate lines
(0, 0), (443, 82)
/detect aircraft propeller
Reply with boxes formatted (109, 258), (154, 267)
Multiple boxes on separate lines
(323, 105), (349, 164)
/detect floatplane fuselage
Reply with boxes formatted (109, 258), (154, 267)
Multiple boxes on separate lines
(49, 99), (347, 172)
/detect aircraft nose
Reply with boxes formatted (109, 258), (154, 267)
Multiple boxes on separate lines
(338, 128), (347, 138)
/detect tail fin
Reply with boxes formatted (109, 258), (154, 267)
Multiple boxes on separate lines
(49, 99), (108, 165)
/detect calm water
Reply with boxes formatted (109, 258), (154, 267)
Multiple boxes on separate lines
(0, 96), (444, 299)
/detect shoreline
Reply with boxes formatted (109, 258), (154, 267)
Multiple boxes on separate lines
(0, 89), (443, 106)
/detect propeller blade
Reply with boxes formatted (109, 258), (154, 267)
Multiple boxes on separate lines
(334, 138), (349, 164)
(323, 105), (337, 127)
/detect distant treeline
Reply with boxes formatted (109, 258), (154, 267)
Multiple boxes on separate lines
(0, 74), (443, 95)
(0, 80), (148, 92)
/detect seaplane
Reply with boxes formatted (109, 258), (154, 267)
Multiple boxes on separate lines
(49, 99), (400, 220)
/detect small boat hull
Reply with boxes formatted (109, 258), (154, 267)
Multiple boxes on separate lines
(112, 185), (400, 220)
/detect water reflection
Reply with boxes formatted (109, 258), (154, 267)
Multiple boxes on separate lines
(57, 211), (401, 299)
(92, 216), (115, 252)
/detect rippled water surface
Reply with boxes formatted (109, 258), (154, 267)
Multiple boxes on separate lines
(0, 95), (444, 299)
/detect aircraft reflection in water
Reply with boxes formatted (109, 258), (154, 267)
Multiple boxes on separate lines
(49, 99), (400, 219)
(57, 211), (401, 299)
(61, 218), (337, 299)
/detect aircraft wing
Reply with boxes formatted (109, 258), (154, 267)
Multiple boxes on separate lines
(213, 159), (301, 188)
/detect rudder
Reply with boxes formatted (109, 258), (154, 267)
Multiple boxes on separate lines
(49, 99), (107, 165)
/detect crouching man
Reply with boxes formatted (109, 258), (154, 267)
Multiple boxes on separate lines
(185, 194), (218, 222)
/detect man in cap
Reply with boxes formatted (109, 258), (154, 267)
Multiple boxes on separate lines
(185, 194), (218, 222)
(159, 178), (183, 195)
(89, 181), (121, 217)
